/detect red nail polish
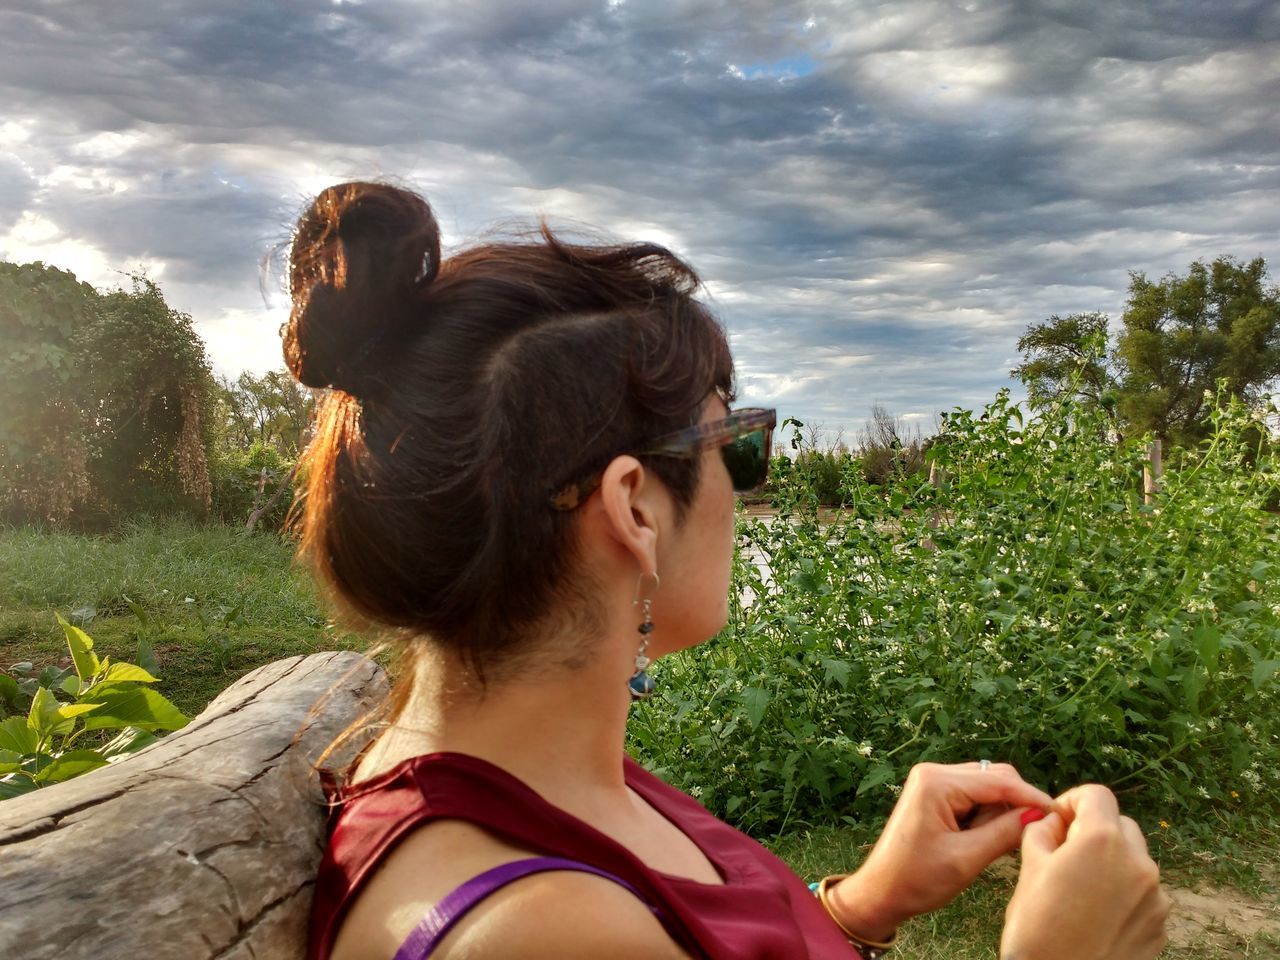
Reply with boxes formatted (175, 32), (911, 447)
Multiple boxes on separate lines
(1020, 808), (1046, 827)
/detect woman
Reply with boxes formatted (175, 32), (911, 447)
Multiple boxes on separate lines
(290, 182), (1169, 960)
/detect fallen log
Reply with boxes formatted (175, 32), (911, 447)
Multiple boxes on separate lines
(0, 651), (387, 960)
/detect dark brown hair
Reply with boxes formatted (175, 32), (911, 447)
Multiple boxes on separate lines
(285, 182), (734, 679)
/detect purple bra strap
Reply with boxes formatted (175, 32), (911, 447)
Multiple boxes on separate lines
(390, 856), (664, 960)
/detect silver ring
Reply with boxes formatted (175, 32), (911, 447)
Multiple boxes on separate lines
(978, 758), (991, 772)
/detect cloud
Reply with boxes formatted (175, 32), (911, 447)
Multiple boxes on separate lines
(0, 0), (1276, 438)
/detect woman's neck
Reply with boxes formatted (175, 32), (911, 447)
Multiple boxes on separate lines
(356, 639), (639, 809)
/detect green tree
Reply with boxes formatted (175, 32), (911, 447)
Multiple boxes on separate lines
(215, 370), (315, 457)
(76, 276), (216, 516)
(1013, 257), (1280, 450)
(0, 263), (216, 522)
(1116, 256), (1280, 448)
(0, 263), (99, 520)
(1012, 312), (1121, 436)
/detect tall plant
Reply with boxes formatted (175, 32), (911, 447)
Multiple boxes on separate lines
(630, 389), (1280, 834)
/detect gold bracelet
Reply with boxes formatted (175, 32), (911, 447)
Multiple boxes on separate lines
(814, 874), (899, 958)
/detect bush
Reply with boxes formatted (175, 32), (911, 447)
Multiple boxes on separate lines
(0, 615), (188, 798)
(209, 441), (297, 531)
(630, 390), (1280, 835)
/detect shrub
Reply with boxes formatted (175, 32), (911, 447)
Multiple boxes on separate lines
(630, 390), (1280, 835)
(209, 441), (297, 531)
(0, 615), (188, 798)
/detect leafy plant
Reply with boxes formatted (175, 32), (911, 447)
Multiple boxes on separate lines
(631, 387), (1280, 836)
(0, 614), (189, 798)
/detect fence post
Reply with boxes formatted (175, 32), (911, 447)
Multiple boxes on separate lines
(1143, 438), (1163, 506)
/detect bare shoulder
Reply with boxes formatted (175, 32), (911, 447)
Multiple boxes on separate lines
(330, 819), (690, 960)
(439, 868), (693, 960)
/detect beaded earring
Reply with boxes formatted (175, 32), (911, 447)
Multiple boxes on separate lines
(629, 573), (659, 700)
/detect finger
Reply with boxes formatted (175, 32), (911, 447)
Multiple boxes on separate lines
(1019, 810), (1067, 867)
(1053, 783), (1120, 828)
(954, 806), (1031, 866)
(966, 802), (1012, 830)
(1119, 816), (1151, 856)
(952, 768), (1056, 813)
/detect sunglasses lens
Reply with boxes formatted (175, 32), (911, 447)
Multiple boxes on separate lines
(722, 428), (770, 491)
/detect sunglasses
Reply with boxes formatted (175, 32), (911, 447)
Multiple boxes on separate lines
(551, 407), (777, 511)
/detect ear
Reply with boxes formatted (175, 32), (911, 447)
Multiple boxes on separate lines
(595, 455), (661, 576)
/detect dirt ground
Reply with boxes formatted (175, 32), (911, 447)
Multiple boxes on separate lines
(986, 856), (1278, 950)
(1165, 883), (1280, 951)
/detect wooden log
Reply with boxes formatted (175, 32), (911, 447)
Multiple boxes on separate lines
(0, 651), (387, 960)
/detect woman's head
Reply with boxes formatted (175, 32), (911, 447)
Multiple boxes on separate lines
(285, 181), (734, 677)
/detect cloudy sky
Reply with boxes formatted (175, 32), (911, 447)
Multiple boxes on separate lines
(2, 0), (1277, 439)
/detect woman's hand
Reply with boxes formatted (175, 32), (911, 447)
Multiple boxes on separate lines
(1000, 784), (1169, 960)
(827, 761), (1055, 939)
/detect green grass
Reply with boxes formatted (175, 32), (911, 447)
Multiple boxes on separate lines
(0, 519), (364, 715)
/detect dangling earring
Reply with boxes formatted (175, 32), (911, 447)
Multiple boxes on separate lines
(630, 572), (660, 700)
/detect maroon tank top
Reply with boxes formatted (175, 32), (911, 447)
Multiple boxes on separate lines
(307, 752), (858, 959)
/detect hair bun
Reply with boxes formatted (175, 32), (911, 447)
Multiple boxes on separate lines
(284, 181), (441, 393)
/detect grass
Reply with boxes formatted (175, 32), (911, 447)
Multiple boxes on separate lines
(2, 519), (1277, 956)
(0, 518), (363, 715)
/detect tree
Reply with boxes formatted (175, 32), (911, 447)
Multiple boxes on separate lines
(215, 370), (315, 457)
(1116, 256), (1280, 448)
(1013, 256), (1280, 450)
(0, 263), (98, 520)
(76, 276), (216, 516)
(1012, 312), (1121, 435)
(0, 263), (216, 522)
(857, 404), (925, 486)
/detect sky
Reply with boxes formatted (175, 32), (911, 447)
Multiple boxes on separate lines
(2, 0), (1278, 441)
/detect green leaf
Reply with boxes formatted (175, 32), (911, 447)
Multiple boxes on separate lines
(57, 613), (101, 681)
(0, 674), (20, 705)
(0, 748), (23, 774)
(99, 726), (159, 758)
(32, 749), (109, 785)
(28, 686), (61, 740)
(1098, 702), (1125, 736)
(856, 762), (898, 796)
(1193, 625), (1221, 675)
(821, 658), (851, 690)
(0, 716), (37, 754)
(123, 594), (149, 627)
(935, 707), (951, 737)
(59, 675), (82, 697)
(135, 636), (160, 677)
(98, 662), (158, 685)
(1181, 668), (1204, 716)
(54, 702), (104, 722)
(0, 776), (38, 799)
(76, 684), (189, 732)
(69, 604), (97, 627)
(739, 687), (771, 729)
(971, 679), (997, 698)
(1252, 659), (1280, 691)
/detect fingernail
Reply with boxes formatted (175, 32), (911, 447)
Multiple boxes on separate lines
(1021, 808), (1046, 827)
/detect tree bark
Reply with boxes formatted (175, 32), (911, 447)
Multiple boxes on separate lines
(0, 651), (387, 960)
